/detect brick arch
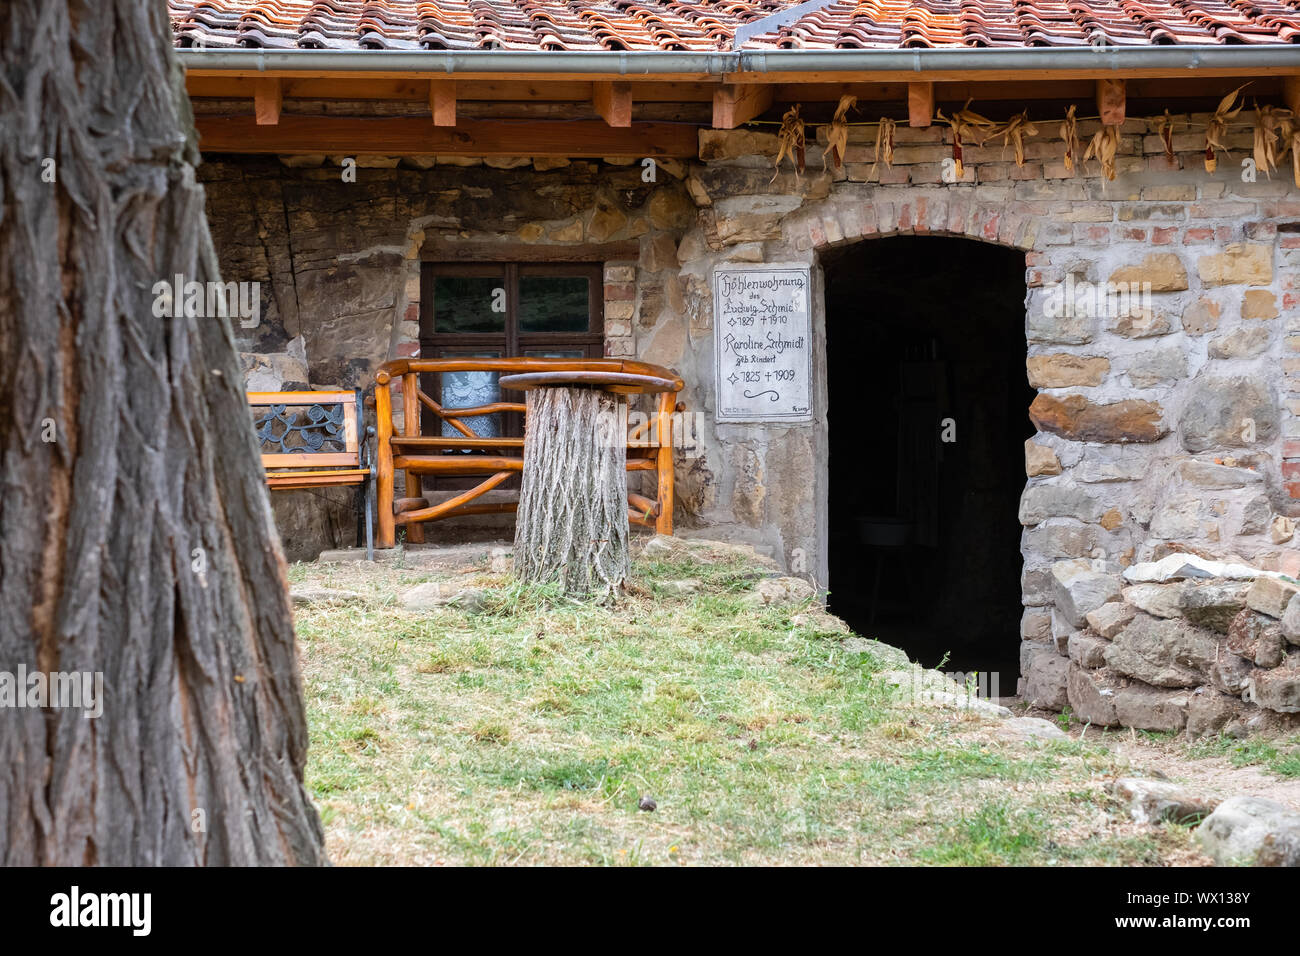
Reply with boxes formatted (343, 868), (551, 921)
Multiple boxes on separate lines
(791, 191), (1040, 255)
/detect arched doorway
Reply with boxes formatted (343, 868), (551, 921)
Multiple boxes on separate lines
(822, 236), (1033, 685)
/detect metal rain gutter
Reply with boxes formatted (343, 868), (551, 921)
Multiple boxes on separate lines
(176, 45), (1300, 76)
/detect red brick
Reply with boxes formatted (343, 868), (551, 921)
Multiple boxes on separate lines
(898, 202), (914, 232)
(1121, 228), (1148, 241)
(396, 341), (419, 358)
(1284, 461), (1300, 480)
(403, 302), (419, 322)
(1084, 225), (1107, 241)
(1284, 440), (1300, 458)
(603, 282), (636, 300)
(913, 197), (928, 232)
(1184, 227), (1214, 242)
(1288, 481), (1300, 499)
(1282, 236), (1300, 249)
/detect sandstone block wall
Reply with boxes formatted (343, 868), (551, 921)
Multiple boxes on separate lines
(203, 114), (1300, 722)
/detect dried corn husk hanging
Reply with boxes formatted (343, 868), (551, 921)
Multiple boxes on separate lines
(1084, 125), (1120, 181)
(872, 116), (896, 179)
(992, 111), (1038, 167)
(936, 100), (1000, 179)
(1060, 105), (1081, 173)
(1156, 110), (1177, 164)
(823, 94), (858, 170)
(1253, 104), (1291, 177)
(1284, 118), (1300, 188)
(1205, 85), (1246, 173)
(772, 104), (806, 180)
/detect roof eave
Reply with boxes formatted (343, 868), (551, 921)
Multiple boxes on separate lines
(176, 45), (1300, 78)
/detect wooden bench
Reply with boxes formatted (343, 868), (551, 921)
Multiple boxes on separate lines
(247, 390), (375, 561)
(372, 358), (683, 549)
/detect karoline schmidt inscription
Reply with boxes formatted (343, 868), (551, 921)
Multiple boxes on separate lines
(713, 264), (814, 424)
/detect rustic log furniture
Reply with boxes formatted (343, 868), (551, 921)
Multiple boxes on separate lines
(373, 358), (683, 550)
(247, 390), (375, 561)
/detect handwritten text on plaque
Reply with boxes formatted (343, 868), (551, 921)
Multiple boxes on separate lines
(713, 265), (813, 423)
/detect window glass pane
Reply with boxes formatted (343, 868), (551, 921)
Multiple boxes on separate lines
(519, 276), (589, 333)
(433, 276), (506, 333)
(523, 348), (585, 359)
(440, 351), (502, 439)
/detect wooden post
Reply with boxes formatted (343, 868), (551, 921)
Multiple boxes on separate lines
(375, 374), (395, 549)
(655, 390), (674, 535)
(402, 370), (425, 544)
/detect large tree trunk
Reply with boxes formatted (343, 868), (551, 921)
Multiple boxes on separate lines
(0, 1), (326, 864)
(513, 387), (629, 598)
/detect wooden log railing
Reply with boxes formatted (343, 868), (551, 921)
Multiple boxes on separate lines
(373, 357), (684, 549)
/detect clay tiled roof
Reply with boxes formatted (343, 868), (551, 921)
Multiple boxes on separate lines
(168, 0), (1300, 51)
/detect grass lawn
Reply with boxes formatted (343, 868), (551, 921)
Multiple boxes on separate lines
(287, 542), (1295, 866)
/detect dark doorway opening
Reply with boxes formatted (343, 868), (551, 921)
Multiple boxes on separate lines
(823, 236), (1033, 685)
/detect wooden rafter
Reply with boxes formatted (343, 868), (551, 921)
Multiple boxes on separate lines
(712, 84), (774, 129)
(1096, 77), (1126, 125)
(253, 77), (282, 125)
(907, 81), (934, 127)
(592, 81), (633, 127)
(429, 79), (456, 126)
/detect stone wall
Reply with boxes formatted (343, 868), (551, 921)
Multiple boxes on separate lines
(203, 113), (1300, 724)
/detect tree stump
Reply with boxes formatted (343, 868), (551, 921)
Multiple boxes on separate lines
(513, 387), (629, 598)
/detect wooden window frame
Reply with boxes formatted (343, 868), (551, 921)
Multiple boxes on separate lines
(418, 261), (606, 443)
(419, 262), (605, 359)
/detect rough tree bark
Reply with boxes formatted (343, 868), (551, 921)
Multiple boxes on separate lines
(0, 1), (326, 864)
(513, 387), (629, 598)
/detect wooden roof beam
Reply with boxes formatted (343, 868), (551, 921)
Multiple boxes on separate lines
(254, 77), (282, 125)
(430, 79), (456, 126)
(194, 115), (697, 157)
(1097, 77), (1126, 125)
(907, 81), (933, 127)
(593, 81), (632, 127)
(712, 83), (773, 129)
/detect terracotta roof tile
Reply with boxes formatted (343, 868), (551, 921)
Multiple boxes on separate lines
(169, 0), (1300, 50)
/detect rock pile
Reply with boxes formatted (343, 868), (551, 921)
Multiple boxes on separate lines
(1021, 553), (1300, 736)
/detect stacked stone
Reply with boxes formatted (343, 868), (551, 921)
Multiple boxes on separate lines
(1022, 554), (1300, 735)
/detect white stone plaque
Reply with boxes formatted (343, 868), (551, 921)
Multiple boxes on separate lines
(713, 264), (813, 423)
